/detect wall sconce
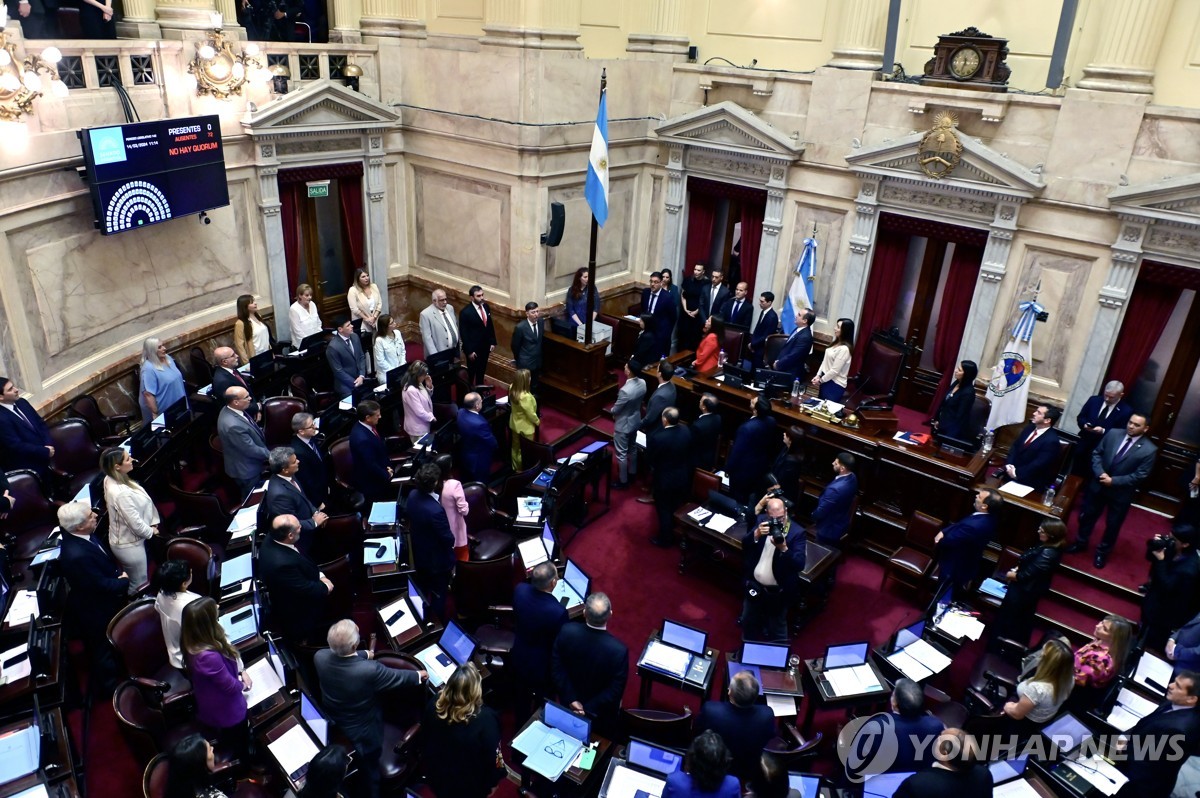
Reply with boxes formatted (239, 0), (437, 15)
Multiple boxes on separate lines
(0, 34), (68, 122)
(188, 29), (262, 100)
(341, 63), (362, 92)
(269, 63), (290, 96)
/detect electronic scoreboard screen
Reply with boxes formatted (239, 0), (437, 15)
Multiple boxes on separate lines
(79, 114), (230, 236)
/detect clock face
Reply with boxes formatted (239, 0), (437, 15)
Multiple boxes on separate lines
(949, 46), (981, 79)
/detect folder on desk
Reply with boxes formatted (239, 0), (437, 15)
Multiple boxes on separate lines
(244, 655), (285, 708)
(979, 577), (1009, 599)
(378, 596), (419, 639)
(1105, 687), (1159, 731)
(364, 536), (399, 566)
(1132, 651), (1172, 694)
(368, 501), (398, 526)
(512, 701), (590, 782)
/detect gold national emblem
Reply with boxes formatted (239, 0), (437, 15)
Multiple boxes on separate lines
(918, 111), (963, 179)
(598, 158), (608, 170)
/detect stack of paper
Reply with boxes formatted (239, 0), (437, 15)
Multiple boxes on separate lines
(244, 656), (284, 708)
(0, 722), (41, 783)
(640, 641), (689, 678)
(825, 664), (882, 697)
(228, 506), (259, 540)
(705, 514), (737, 534)
(935, 611), (985, 641)
(766, 694), (797, 717)
(338, 397), (353, 411)
(1105, 687), (1159, 731)
(268, 724), (320, 782)
(512, 720), (584, 781)
(517, 497), (542, 523)
(687, 507), (713, 523)
(364, 537), (398, 566)
(979, 577), (1009, 599)
(0, 644), (32, 686)
(368, 501), (398, 526)
(3, 591), (39, 627)
(998, 482), (1035, 498)
(379, 597), (418, 638)
(606, 764), (667, 798)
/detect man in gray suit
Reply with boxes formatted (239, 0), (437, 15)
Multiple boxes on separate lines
(510, 301), (545, 391)
(326, 317), (367, 398)
(217, 386), (269, 496)
(419, 288), (459, 358)
(315, 620), (426, 798)
(611, 359), (646, 489)
(1067, 413), (1158, 569)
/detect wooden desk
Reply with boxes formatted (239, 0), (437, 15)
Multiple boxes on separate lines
(511, 706), (613, 795)
(723, 653), (804, 698)
(635, 633), (718, 708)
(800, 656), (890, 736)
(541, 332), (618, 420)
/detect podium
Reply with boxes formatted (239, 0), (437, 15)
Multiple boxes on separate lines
(540, 331), (618, 419)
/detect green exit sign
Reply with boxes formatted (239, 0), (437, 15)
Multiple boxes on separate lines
(307, 182), (330, 198)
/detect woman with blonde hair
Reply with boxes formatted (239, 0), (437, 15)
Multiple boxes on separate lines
(373, 313), (407, 377)
(421, 663), (503, 798)
(289, 283), (323, 349)
(233, 294), (273, 364)
(1074, 614), (1134, 689)
(181, 597), (250, 755)
(508, 368), (540, 470)
(401, 360), (436, 443)
(101, 446), (159, 592)
(347, 268), (381, 336)
(139, 337), (186, 424)
(1004, 638), (1074, 725)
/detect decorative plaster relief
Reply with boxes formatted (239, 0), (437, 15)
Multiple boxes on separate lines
(1147, 225), (1200, 256)
(786, 204), (846, 317)
(686, 150), (773, 182)
(878, 184), (996, 219)
(414, 167), (511, 292)
(276, 138), (360, 155)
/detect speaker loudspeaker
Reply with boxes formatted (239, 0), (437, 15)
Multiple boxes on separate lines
(541, 202), (565, 247)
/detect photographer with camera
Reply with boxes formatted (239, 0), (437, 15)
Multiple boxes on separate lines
(1140, 523), (1200, 651)
(740, 494), (806, 642)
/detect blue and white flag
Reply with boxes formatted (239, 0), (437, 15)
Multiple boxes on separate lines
(584, 90), (609, 227)
(986, 300), (1044, 431)
(781, 236), (817, 334)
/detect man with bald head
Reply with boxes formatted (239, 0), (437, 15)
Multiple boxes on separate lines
(721, 281), (753, 328)
(456, 391), (497, 482)
(258, 514), (333, 644)
(741, 492), (807, 641)
(211, 346), (259, 419)
(217, 385), (269, 496)
(696, 670), (777, 780)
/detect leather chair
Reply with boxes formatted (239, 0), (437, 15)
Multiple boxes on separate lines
(48, 419), (103, 499)
(764, 724), (823, 770)
(763, 333), (788, 368)
(113, 679), (207, 765)
(618, 706), (694, 748)
(451, 554), (517, 626)
(107, 599), (194, 716)
(310, 512), (363, 565)
(68, 394), (135, 446)
(189, 346), (215, 388)
(847, 330), (910, 410)
(318, 555), (355, 623)
(462, 482), (514, 561)
(167, 483), (233, 553)
(290, 373), (336, 414)
(519, 437), (554, 473)
(328, 438), (366, 514)
(489, 464), (541, 517)
(262, 396), (306, 448)
(923, 684), (969, 729)
(719, 328), (747, 365)
(689, 469), (722, 504)
(4, 469), (62, 563)
(881, 511), (942, 594)
(143, 752), (267, 798)
(165, 537), (218, 598)
(372, 652), (425, 789)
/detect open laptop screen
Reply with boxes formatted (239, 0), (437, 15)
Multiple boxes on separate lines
(441, 620), (476, 667)
(661, 620), (706, 655)
(627, 738), (682, 776)
(825, 642), (869, 669)
(544, 699), (591, 742)
(300, 692), (328, 745)
(407, 577), (424, 622)
(895, 619), (925, 650)
(742, 641), (789, 669)
(788, 773), (822, 798)
(564, 560), (589, 599)
(1042, 712), (1091, 753)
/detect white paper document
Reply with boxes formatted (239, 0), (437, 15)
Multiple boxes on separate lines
(1065, 756), (1127, 796)
(886, 650), (933, 682)
(4, 591), (39, 627)
(338, 397), (353, 411)
(0, 722), (40, 783)
(368, 501), (398, 526)
(935, 611), (985, 641)
(825, 664), (882, 697)
(364, 537), (399, 565)
(244, 656), (284, 708)
(379, 597), (418, 638)
(993, 779), (1042, 798)
(998, 481), (1035, 498)
(0, 643), (31, 686)
(704, 513), (737, 534)
(495, 396), (509, 405)
(640, 640), (689, 678)
(10, 785), (50, 798)
(1133, 652), (1172, 693)
(766, 694), (797, 717)
(228, 506), (258, 535)
(687, 506), (713, 523)
(518, 537), (551, 569)
(1105, 687), (1158, 730)
(904, 639), (952, 674)
(268, 724), (320, 780)
(606, 764), (667, 798)
(221, 553), (253, 587)
(635, 431), (647, 449)
(415, 644), (456, 688)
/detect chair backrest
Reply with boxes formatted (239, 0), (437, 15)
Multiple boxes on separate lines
(189, 346), (214, 387)
(262, 396), (306, 448)
(143, 752), (169, 798)
(317, 555), (354, 620)
(289, 373), (311, 402)
(113, 680), (167, 764)
(904, 511), (943, 552)
(165, 538), (217, 598)
(763, 334), (788, 366)
(4, 470), (57, 536)
(451, 555), (516, 622)
(618, 707), (694, 748)
(68, 395), (112, 438)
(310, 513), (363, 564)
(856, 332), (909, 403)
(49, 419), (102, 475)
(719, 328), (747, 363)
(56, 6), (83, 37)
(107, 598), (169, 679)
(461, 482), (498, 532)
(519, 437), (554, 472)
(1053, 439), (1074, 481)
(168, 484), (233, 544)
(492, 465), (540, 514)
(328, 438), (354, 487)
(690, 469), (721, 504)
(373, 652), (424, 726)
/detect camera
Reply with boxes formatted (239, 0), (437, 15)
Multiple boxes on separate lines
(767, 517), (786, 544)
(1146, 534), (1176, 559)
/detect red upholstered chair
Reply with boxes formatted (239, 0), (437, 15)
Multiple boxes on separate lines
(48, 419), (103, 499)
(881, 511), (943, 594)
(763, 334), (788, 368)
(262, 396), (306, 448)
(290, 373), (336, 415)
(113, 679), (207, 765)
(462, 481), (514, 561)
(719, 328), (748, 365)
(166, 483), (233, 552)
(107, 599), (194, 715)
(317, 555), (355, 622)
(143, 752), (267, 798)
(488, 464), (540, 517)
(68, 394), (136, 446)
(451, 554), (516, 626)
(519, 437), (554, 472)
(165, 538), (218, 599)
(689, 469), (722, 504)
(847, 330), (910, 410)
(371, 652), (426, 788)
(764, 724), (823, 770)
(309, 513), (363, 565)
(4, 469), (62, 562)
(189, 346), (215, 387)
(619, 707), (694, 748)
(327, 438), (366, 514)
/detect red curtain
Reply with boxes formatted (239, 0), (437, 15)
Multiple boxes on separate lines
(1105, 277), (1178, 389)
(855, 227), (910, 365)
(928, 243), (984, 411)
(684, 191), (718, 270)
(338, 175), (365, 271)
(279, 183), (303, 294)
(738, 195), (767, 291)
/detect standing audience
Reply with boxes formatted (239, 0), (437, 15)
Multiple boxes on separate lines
(435, 453), (470, 562)
(347, 268), (381, 337)
(181, 598), (250, 756)
(421, 663), (504, 798)
(696, 671), (777, 781)
(401, 360), (436, 443)
(508, 368), (540, 471)
(101, 446), (160, 592)
(811, 318), (854, 402)
(372, 313), (406, 377)
(154, 560), (201, 671)
(233, 294), (273, 364)
(663, 731), (740, 798)
(611, 359), (646, 489)
(407, 463), (456, 617)
(0, 376), (54, 478)
(288, 283), (323, 349)
(991, 519), (1066, 645)
(139, 337), (187, 424)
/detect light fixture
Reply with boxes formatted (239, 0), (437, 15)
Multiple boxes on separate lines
(341, 62), (362, 92)
(187, 29), (262, 100)
(0, 32), (68, 122)
(269, 62), (290, 96)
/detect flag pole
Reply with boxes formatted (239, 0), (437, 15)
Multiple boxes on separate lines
(584, 68), (607, 347)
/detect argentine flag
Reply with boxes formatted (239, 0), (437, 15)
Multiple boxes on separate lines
(781, 236), (817, 334)
(584, 90), (609, 227)
(986, 300), (1043, 431)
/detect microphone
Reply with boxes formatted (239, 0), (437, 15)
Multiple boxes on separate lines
(1064, 756), (1119, 784)
(838, 377), (871, 413)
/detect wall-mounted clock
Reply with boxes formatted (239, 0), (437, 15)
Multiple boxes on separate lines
(922, 27), (1010, 92)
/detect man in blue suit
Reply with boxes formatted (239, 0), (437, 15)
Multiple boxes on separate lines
(259, 447), (327, 554)
(512, 562), (569, 698)
(726, 396), (777, 504)
(640, 272), (677, 361)
(1000, 405), (1063, 492)
(812, 452), (858, 546)
(326, 317), (367, 398)
(696, 671), (777, 781)
(0, 377), (54, 479)
(748, 291), (780, 368)
(848, 679), (944, 773)
(1119, 672), (1200, 798)
(934, 488), (1001, 600)
(349, 400), (393, 503)
(406, 463), (456, 618)
(720, 281), (753, 328)
(1073, 380), (1134, 477)
(456, 392), (497, 483)
(773, 309), (814, 382)
(289, 412), (329, 508)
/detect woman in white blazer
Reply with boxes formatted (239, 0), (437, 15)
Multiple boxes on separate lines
(101, 447), (160, 593)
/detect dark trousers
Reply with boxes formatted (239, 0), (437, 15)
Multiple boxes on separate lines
(653, 489), (685, 544)
(741, 581), (789, 642)
(465, 349), (489, 387)
(416, 569), (451, 620)
(1075, 483), (1134, 555)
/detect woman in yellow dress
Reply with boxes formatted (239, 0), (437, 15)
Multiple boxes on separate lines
(508, 369), (540, 470)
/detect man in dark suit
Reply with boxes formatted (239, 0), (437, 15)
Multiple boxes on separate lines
(211, 346), (259, 420)
(406, 463), (455, 618)
(458, 285), (497, 388)
(259, 447), (327, 554)
(512, 562), (569, 698)
(812, 452), (858, 546)
(553, 592), (628, 737)
(679, 263), (709, 351)
(773, 309), (814, 382)
(315, 619), (425, 798)
(690, 393), (722, 472)
(1001, 405), (1063, 493)
(699, 268), (731, 324)
(631, 314), (658, 368)
(326, 316), (367, 398)
(510, 302), (545, 391)
(748, 291), (780, 368)
(640, 272), (676, 362)
(349, 400), (393, 503)
(696, 670), (777, 781)
(57, 500), (128, 696)
(849, 679), (945, 773)
(6, 0), (58, 39)
(289, 412), (329, 508)
(646, 407), (693, 547)
(1067, 413), (1158, 569)
(1118, 671), (1200, 798)
(741, 495), (806, 642)
(726, 396), (777, 504)
(257, 515), (333, 644)
(1145, 525), (1200, 651)
(934, 488), (1002, 600)
(0, 376), (54, 478)
(639, 360), (677, 435)
(1074, 380), (1134, 477)
(217, 386), (270, 496)
(457, 392), (498, 483)
(720, 281), (753, 328)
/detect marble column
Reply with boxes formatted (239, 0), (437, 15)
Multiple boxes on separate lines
(956, 200), (1020, 370)
(364, 135), (390, 314)
(836, 176), (881, 327)
(481, 0), (583, 51)
(751, 165), (787, 306)
(659, 144), (687, 274)
(1077, 0), (1175, 94)
(155, 0), (221, 39)
(627, 0), (688, 60)
(360, 0), (424, 39)
(116, 0), (161, 39)
(255, 143), (293, 345)
(1061, 219), (1147, 433)
(828, 0), (889, 70)
(329, 0), (363, 43)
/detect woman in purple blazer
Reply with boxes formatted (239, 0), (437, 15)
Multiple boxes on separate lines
(181, 597), (250, 754)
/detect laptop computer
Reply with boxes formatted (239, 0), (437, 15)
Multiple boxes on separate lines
(642, 619), (712, 686)
(128, 422), (160, 461)
(385, 364), (410, 390)
(414, 620), (477, 688)
(406, 577), (426, 625)
(862, 772), (915, 798)
(426, 347), (458, 374)
(742, 640), (790, 669)
(249, 349), (275, 377)
(788, 772), (823, 798)
(220, 553), (253, 589)
(299, 690), (328, 745)
(299, 331), (331, 351)
(163, 396), (191, 429)
(1041, 712), (1092, 757)
(823, 641), (870, 670)
(887, 619), (926, 655)
(551, 560), (590, 610)
(544, 698), (591, 743)
(517, 522), (557, 571)
(219, 600), (260, 645)
(988, 755), (1029, 785)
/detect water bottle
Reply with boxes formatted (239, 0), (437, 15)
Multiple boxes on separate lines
(718, 349), (726, 368)
(982, 429), (994, 453)
(1042, 483), (1057, 508)
(791, 379), (801, 405)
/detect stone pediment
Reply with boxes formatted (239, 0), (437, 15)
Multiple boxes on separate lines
(846, 130), (1044, 199)
(243, 80), (399, 139)
(655, 101), (803, 161)
(1110, 173), (1200, 227)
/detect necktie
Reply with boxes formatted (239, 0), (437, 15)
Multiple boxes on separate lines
(13, 405), (32, 427)
(310, 439), (321, 460)
(649, 293), (657, 314)
(1024, 430), (1037, 447)
(531, 322), (537, 338)
(734, 301), (741, 318)
(1100, 405), (1111, 421)
(1114, 437), (1133, 462)
(441, 311), (457, 347)
(478, 304), (487, 325)
(343, 336), (353, 352)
